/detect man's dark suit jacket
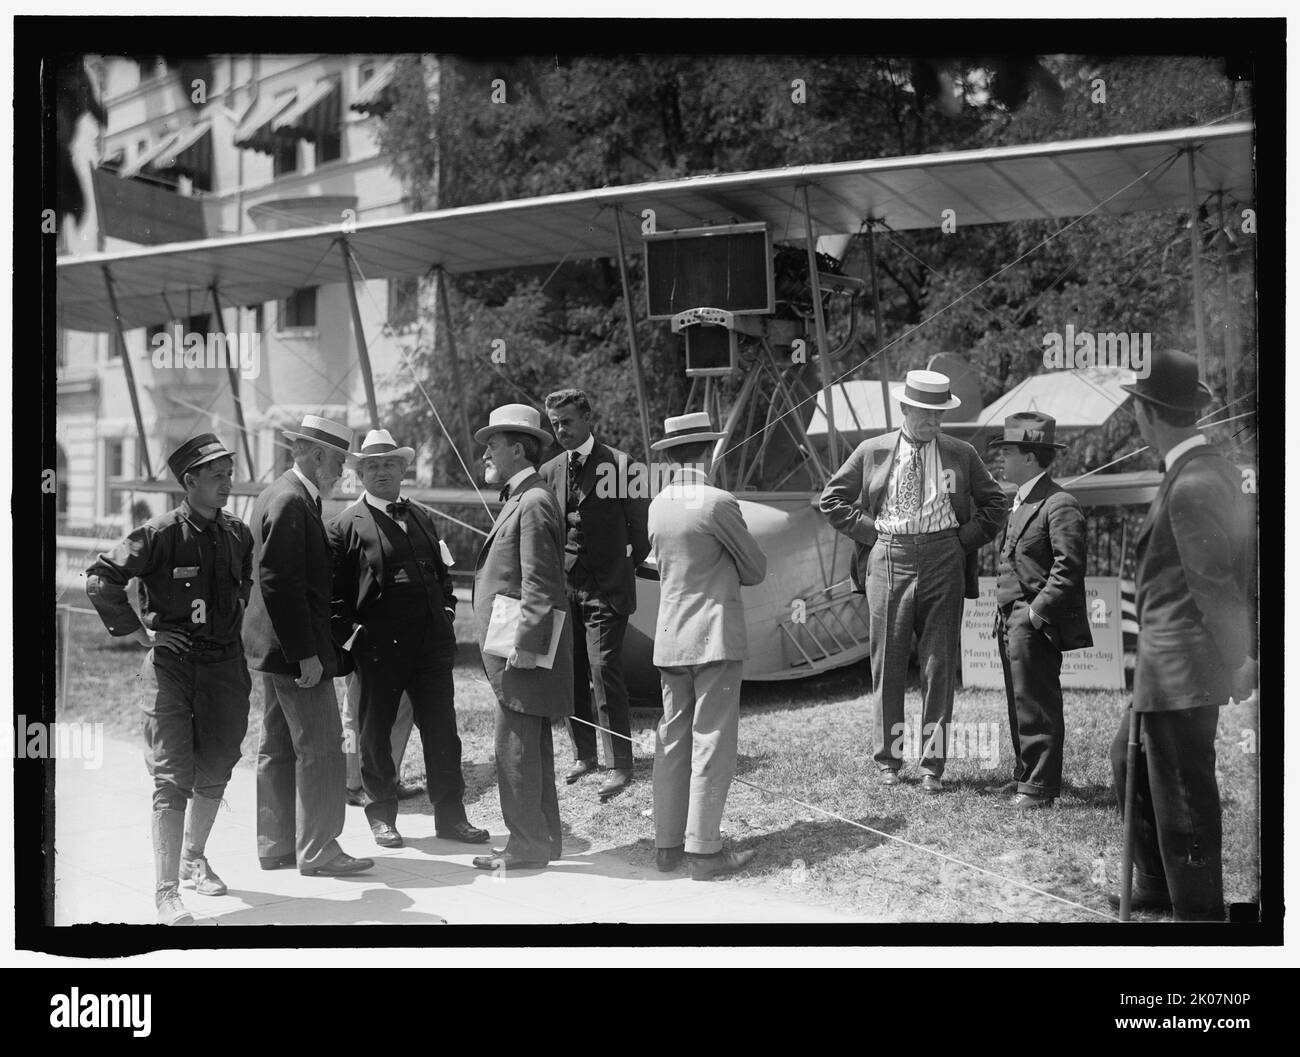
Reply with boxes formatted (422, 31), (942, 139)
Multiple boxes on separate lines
(326, 497), (458, 645)
(999, 474), (1093, 652)
(243, 470), (350, 678)
(819, 430), (1009, 599)
(539, 438), (651, 615)
(1133, 444), (1254, 713)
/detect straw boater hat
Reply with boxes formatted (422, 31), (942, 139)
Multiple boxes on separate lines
(474, 403), (552, 445)
(985, 411), (1068, 452)
(281, 414), (354, 454)
(167, 433), (237, 481)
(893, 369), (962, 411)
(347, 428), (415, 468)
(1120, 348), (1213, 411)
(650, 411), (725, 452)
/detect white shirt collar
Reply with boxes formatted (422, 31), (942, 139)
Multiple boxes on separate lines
(1164, 434), (1207, 470)
(670, 465), (709, 485)
(364, 490), (406, 513)
(290, 465), (320, 502)
(506, 466), (535, 493)
(1016, 471), (1047, 504)
(570, 434), (596, 461)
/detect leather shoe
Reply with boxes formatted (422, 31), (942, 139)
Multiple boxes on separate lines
(878, 769), (901, 787)
(258, 853), (297, 871)
(689, 848), (757, 881)
(566, 758), (598, 784)
(346, 786), (367, 808)
(303, 851), (374, 877)
(472, 853), (547, 871)
(598, 769), (632, 800)
(988, 780), (1019, 797)
(370, 821), (404, 848)
(180, 855), (228, 896)
(1002, 792), (1055, 811)
(920, 775), (944, 795)
(437, 820), (491, 844)
(657, 845), (684, 872)
(396, 779), (425, 800)
(1108, 889), (1173, 914)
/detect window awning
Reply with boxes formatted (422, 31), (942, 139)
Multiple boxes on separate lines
(273, 79), (341, 143)
(150, 120), (213, 178)
(350, 58), (399, 115)
(233, 92), (297, 154)
(118, 131), (182, 179)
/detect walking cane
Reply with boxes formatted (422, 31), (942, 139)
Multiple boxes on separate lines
(1118, 706), (1142, 921)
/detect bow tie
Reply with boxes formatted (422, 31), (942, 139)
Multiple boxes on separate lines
(386, 499), (410, 521)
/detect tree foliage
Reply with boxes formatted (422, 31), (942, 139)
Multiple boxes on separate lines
(374, 52), (1255, 491)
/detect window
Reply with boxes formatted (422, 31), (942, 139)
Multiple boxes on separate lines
(358, 61), (376, 87)
(279, 287), (317, 329)
(317, 129), (342, 164)
(272, 136), (298, 177)
(105, 439), (124, 480)
(388, 276), (420, 329)
(104, 438), (142, 518)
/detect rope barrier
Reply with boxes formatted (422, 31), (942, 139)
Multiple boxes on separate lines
(565, 713), (1119, 921)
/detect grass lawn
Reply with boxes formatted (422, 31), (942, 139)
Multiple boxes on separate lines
(57, 603), (1260, 923)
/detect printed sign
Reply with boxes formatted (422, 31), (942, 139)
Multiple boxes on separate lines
(961, 576), (1124, 690)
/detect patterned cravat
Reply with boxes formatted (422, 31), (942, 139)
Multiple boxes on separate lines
(897, 433), (925, 516)
(568, 451), (583, 505)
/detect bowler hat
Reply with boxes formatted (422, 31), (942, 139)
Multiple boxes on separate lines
(1121, 348), (1213, 411)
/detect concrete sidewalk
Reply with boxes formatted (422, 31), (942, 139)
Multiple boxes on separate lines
(54, 734), (865, 926)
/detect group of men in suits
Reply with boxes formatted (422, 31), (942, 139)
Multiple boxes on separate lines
(819, 356), (1255, 919)
(469, 398), (767, 879)
(85, 346), (1253, 923)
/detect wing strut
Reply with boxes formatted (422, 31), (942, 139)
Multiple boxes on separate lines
(338, 237), (380, 430)
(612, 208), (654, 463)
(209, 282), (258, 480)
(101, 265), (154, 479)
(801, 185), (838, 467)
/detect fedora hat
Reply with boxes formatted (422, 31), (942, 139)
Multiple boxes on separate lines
(347, 428), (415, 468)
(474, 403), (552, 445)
(650, 411), (726, 452)
(167, 433), (236, 481)
(282, 414), (354, 454)
(1120, 348), (1213, 411)
(893, 369), (961, 411)
(985, 411), (1067, 451)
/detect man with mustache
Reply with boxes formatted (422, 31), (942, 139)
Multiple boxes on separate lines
(327, 428), (488, 849)
(472, 404), (574, 870)
(87, 434), (254, 924)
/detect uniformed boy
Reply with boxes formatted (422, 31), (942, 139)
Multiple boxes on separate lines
(86, 434), (254, 924)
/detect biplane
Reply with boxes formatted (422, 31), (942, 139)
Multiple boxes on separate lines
(56, 121), (1255, 705)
